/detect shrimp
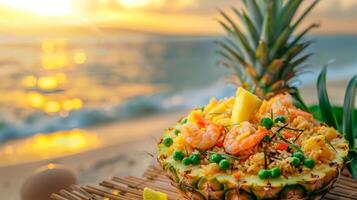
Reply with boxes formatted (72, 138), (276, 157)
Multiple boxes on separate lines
(270, 94), (294, 116)
(181, 122), (221, 151)
(256, 94), (293, 121)
(288, 108), (313, 119)
(224, 122), (268, 157)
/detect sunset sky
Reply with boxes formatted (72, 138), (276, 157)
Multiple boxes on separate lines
(0, 0), (356, 35)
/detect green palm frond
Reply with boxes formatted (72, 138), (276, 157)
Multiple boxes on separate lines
(343, 75), (357, 149)
(315, 66), (357, 180)
(317, 65), (339, 130)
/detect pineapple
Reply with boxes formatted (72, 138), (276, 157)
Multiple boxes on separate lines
(157, 0), (351, 199)
(217, 0), (320, 111)
(158, 95), (348, 199)
(143, 188), (168, 200)
(231, 87), (262, 124)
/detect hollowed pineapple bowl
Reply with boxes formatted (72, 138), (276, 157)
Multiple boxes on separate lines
(158, 88), (348, 199)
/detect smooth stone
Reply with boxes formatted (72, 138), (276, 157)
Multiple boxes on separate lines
(20, 164), (76, 200)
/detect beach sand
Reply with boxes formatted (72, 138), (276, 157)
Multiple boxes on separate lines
(0, 80), (352, 200)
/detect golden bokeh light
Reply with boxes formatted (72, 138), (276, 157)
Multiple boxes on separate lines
(27, 92), (45, 108)
(41, 39), (69, 69)
(72, 98), (83, 109)
(27, 95), (84, 113)
(38, 76), (58, 90)
(42, 53), (69, 70)
(62, 99), (74, 111)
(44, 100), (61, 113)
(24, 38), (85, 114)
(62, 98), (83, 111)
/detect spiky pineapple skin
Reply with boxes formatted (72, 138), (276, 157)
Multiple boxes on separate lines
(159, 155), (343, 200)
(157, 89), (348, 199)
(158, 126), (347, 200)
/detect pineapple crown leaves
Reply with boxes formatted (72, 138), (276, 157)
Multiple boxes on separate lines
(217, 0), (320, 100)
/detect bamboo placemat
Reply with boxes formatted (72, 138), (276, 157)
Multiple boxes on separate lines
(51, 165), (357, 200)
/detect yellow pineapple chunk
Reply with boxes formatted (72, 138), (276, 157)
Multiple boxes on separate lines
(187, 109), (203, 124)
(318, 126), (338, 141)
(208, 97), (235, 114)
(301, 135), (334, 161)
(231, 87), (262, 124)
(143, 188), (167, 200)
(168, 135), (193, 155)
(204, 97), (219, 114)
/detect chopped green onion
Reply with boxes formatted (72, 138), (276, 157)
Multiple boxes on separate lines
(181, 118), (188, 124)
(207, 151), (240, 160)
(325, 138), (337, 153)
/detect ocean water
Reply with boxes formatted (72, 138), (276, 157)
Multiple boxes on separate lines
(0, 34), (356, 143)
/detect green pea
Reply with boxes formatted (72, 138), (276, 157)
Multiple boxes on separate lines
(163, 137), (173, 147)
(304, 159), (315, 169)
(258, 169), (270, 179)
(270, 167), (281, 178)
(173, 150), (184, 161)
(209, 154), (222, 164)
(292, 152), (305, 161)
(274, 115), (286, 123)
(290, 157), (301, 167)
(182, 157), (191, 166)
(189, 154), (200, 165)
(260, 117), (273, 129)
(219, 160), (230, 170)
(263, 135), (271, 142)
(174, 129), (180, 135)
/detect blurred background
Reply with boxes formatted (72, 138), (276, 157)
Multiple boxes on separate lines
(0, 0), (356, 199)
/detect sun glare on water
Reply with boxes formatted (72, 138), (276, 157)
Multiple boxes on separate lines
(118, 0), (152, 8)
(0, 129), (101, 165)
(0, 0), (74, 16)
